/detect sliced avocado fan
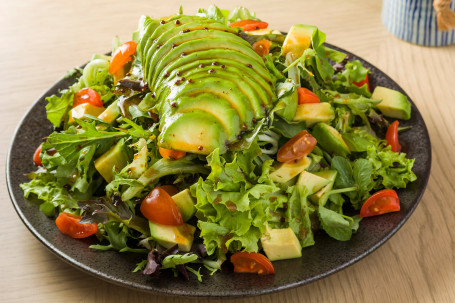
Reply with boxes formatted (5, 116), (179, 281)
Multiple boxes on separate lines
(137, 15), (275, 155)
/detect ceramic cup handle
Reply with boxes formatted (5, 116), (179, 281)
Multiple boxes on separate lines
(434, 0), (455, 30)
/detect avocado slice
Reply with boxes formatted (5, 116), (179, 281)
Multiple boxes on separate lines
(270, 157), (311, 184)
(159, 110), (228, 155)
(98, 100), (121, 124)
(372, 86), (411, 120)
(154, 49), (272, 90)
(146, 28), (245, 81)
(159, 77), (254, 129)
(149, 221), (196, 252)
(171, 189), (196, 222)
(94, 139), (129, 182)
(137, 17), (160, 61)
(311, 123), (350, 157)
(142, 16), (216, 66)
(261, 227), (302, 261)
(161, 93), (240, 142)
(309, 170), (337, 206)
(68, 103), (105, 125)
(148, 37), (266, 87)
(157, 67), (268, 119)
(147, 22), (237, 62)
(297, 171), (331, 195)
(153, 57), (273, 101)
(282, 24), (318, 58)
(293, 103), (335, 127)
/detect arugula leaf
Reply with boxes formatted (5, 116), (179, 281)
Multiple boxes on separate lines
(286, 185), (315, 247)
(353, 159), (373, 192)
(331, 156), (355, 189)
(318, 205), (355, 241)
(43, 119), (126, 165)
(271, 118), (306, 139)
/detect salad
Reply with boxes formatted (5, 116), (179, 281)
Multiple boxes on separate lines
(21, 6), (417, 280)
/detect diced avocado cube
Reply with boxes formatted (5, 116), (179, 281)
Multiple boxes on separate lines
(149, 221), (196, 252)
(372, 86), (411, 120)
(94, 139), (129, 182)
(172, 189), (196, 222)
(270, 157), (311, 184)
(261, 227), (302, 261)
(98, 100), (121, 124)
(311, 123), (350, 157)
(282, 24), (318, 58)
(297, 171), (331, 195)
(293, 102), (335, 127)
(309, 170), (337, 206)
(68, 103), (105, 125)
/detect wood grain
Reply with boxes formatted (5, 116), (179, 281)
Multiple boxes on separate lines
(1, 0), (454, 302)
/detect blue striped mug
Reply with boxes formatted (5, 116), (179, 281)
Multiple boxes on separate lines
(382, 0), (455, 46)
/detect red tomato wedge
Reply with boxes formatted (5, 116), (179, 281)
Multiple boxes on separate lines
(252, 39), (272, 57)
(33, 143), (43, 166)
(159, 146), (186, 160)
(360, 189), (400, 217)
(353, 73), (370, 92)
(277, 130), (317, 163)
(55, 212), (98, 238)
(73, 88), (103, 107)
(231, 252), (275, 274)
(386, 120), (401, 153)
(297, 87), (320, 104)
(109, 41), (137, 75)
(229, 20), (268, 31)
(140, 187), (183, 226)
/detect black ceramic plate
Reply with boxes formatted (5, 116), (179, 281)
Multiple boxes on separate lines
(7, 44), (431, 297)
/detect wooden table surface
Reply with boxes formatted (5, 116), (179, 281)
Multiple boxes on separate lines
(1, 0), (454, 302)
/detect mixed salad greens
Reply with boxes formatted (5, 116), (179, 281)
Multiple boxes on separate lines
(21, 6), (417, 280)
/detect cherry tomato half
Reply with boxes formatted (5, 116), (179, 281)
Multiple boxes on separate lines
(360, 189), (400, 217)
(297, 87), (320, 104)
(33, 143), (43, 166)
(73, 88), (103, 107)
(231, 252), (275, 274)
(109, 41), (137, 75)
(160, 185), (179, 196)
(252, 39), (272, 57)
(159, 146), (186, 160)
(277, 130), (317, 163)
(229, 20), (269, 32)
(55, 212), (98, 238)
(140, 187), (183, 226)
(385, 120), (401, 153)
(353, 73), (370, 92)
